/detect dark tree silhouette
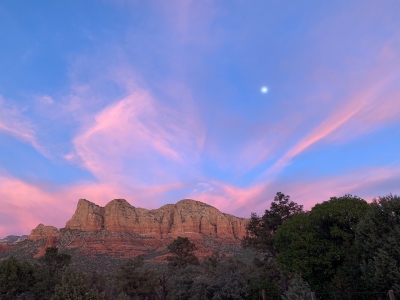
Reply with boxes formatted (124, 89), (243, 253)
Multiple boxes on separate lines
(166, 236), (199, 269)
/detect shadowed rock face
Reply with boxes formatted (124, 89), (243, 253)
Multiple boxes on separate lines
(0, 235), (21, 243)
(64, 199), (248, 239)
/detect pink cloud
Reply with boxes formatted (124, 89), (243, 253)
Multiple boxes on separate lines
(0, 171), (191, 237)
(0, 96), (47, 156)
(261, 46), (400, 180)
(186, 164), (400, 219)
(0, 175), (71, 237)
(187, 181), (267, 217)
(2, 162), (399, 238)
(277, 165), (400, 211)
(72, 83), (205, 186)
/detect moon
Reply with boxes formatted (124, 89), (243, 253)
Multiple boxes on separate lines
(261, 86), (268, 94)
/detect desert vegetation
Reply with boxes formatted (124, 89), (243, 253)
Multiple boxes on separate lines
(1, 193), (399, 300)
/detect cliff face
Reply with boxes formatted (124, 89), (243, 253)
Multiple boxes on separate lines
(28, 224), (59, 241)
(65, 199), (248, 240)
(27, 224), (59, 257)
(2, 199), (248, 261)
(65, 199), (105, 231)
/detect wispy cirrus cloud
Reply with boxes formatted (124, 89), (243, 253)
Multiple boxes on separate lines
(2, 160), (399, 238)
(260, 47), (400, 180)
(0, 97), (47, 156)
(187, 181), (266, 217)
(71, 79), (206, 186)
(186, 163), (400, 218)
(275, 164), (400, 211)
(0, 171), (191, 237)
(2, 0), (400, 238)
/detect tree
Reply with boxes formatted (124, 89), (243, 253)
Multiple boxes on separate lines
(274, 194), (369, 292)
(116, 292), (130, 300)
(169, 265), (203, 300)
(85, 271), (108, 299)
(115, 255), (158, 299)
(202, 250), (226, 274)
(356, 194), (400, 292)
(33, 246), (71, 299)
(281, 274), (311, 300)
(0, 256), (35, 299)
(251, 256), (282, 299)
(155, 272), (170, 300)
(188, 257), (262, 300)
(242, 192), (304, 293)
(37, 246), (71, 275)
(242, 192), (303, 256)
(166, 236), (199, 269)
(309, 195), (369, 248)
(51, 269), (103, 300)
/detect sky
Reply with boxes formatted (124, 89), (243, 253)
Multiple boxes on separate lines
(1, 0), (400, 237)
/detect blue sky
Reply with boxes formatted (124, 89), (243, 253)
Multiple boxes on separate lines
(1, 0), (400, 236)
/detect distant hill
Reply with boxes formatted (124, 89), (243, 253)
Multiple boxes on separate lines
(0, 235), (28, 244)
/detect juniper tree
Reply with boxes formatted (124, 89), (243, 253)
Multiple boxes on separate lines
(166, 236), (199, 269)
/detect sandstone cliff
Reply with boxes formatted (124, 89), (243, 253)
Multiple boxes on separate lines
(65, 199), (248, 239)
(66, 199), (104, 231)
(27, 224), (59, 257)
(2, 199), (249, 262)
(28, 224), (59, 241)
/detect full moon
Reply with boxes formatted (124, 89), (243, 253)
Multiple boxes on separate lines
(261, 86), (268, 93)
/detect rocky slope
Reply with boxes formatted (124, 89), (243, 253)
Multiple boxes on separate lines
(0, 199), (249, 267)
(0, 235), (27, 243)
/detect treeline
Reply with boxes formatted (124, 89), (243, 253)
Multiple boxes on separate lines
(1, 193), (399, 299)
(243, 192), (400, 298)
(0, 237), (270, 299)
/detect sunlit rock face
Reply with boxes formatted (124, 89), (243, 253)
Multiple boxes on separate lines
(64, 198), (248, 240)
(65, 199), (105, 231)
(28, 224), (59, 241)
(2, 199), (248, 260)
(27, 224), (60, 257)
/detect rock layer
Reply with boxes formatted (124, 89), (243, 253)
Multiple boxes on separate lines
(65, 199), (248, 239)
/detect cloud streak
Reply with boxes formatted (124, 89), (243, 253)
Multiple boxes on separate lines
(0, 97), (47, 156)
(261, 52), (400, 180)
(71, 75), (206, 186)
(1, 1), (400, 237)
